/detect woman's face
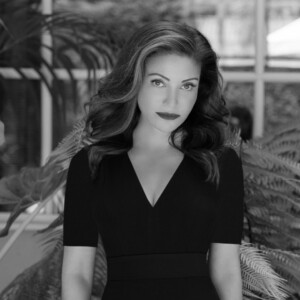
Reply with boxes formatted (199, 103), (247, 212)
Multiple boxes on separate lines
(137, 53), (200, 134)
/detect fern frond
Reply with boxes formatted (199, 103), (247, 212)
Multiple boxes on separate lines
(38, 228), (64, 257)
(243, 149), (300, 178)
(45, 118), (94, 170)
(245, 213), (300, 249)
(258, 189), (300, 212)
(261, 122), (300, 160)
(261, 247), (300, 294)
(240, 243), (289, 299)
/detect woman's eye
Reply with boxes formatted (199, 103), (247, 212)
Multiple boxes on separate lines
(151, 79), (164, 87)
(181, 83), (196, 91)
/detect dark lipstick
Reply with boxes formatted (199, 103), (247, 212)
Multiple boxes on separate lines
(156, 112), (180, 120)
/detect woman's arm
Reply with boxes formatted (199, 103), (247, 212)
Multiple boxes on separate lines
(209, 243), (242, 300)
(62, 246), (97, 300)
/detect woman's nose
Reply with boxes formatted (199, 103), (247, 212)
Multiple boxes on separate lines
(164, 87), (179, 106)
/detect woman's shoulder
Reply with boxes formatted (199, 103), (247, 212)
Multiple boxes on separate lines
(218, 146), (241, 163)
(71, 147), (89, 162)
(69, 146), (124, 180)
(185, 147), (241, 176)
(68, 147), (91, 173)
(216, 146), (243, 175)
(217, 146), (243, 180)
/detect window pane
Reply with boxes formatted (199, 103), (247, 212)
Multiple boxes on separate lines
(0, 80), (41, 212)
(52, 79), (95, 149)
(224, 82), (254, 141)
(265, 83), (300, 134)
(267, 0), (300, 69)
(52, 0), (188, 69)
(193, 0), (255, 70)
(224, 82), (254, 110)
(0, 0), (41, 69)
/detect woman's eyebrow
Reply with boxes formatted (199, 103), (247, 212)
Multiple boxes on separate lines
(182, 77), (199, 83)
(148, 73), (170, 81)
(148, 73), (199, 82)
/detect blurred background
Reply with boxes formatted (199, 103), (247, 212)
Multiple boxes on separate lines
(0, 0), (299, 294)
(0, 0), (300, 179)
(0, 0), (300, 176)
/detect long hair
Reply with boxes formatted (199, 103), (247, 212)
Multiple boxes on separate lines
(84, 20), (229, 183)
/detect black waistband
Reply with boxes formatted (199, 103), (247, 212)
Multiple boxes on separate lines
(107, 253), (208, 280)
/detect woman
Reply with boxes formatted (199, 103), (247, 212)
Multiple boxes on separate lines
(62, 21), (244, 300)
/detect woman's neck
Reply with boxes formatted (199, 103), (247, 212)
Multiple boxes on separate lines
(131, 123), (182, 152)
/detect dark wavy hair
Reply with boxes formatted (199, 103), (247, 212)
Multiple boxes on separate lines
(84, 20), (229, 183)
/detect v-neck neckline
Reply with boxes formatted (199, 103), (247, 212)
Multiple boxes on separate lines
(125, 152), (185, 208)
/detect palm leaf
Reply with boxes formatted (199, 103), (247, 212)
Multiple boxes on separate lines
(0, 9), (121, 130)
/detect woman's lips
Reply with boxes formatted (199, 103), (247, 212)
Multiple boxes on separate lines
(156, 112), (180, 120)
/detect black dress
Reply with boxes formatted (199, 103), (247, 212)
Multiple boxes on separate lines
(63, 147), (244, 300)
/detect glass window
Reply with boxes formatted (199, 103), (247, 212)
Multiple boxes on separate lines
(0, 80), (41, 212)
(224, 82), (254, 141)
(0, 80), (41, 173)
(224, 82), (254, 111)
(265, 83), (300, 134)
(1, 0), (299, 215)
(52, 80), (94, 148)
(192, 0), (255, 70)
(0, 0), (42, 178)
(0, 1), (42, 212)
(0, 0), (41, 69)
(267, 0), (300, 69)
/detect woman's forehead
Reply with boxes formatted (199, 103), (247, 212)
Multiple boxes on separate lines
(144, 53), (200, 79)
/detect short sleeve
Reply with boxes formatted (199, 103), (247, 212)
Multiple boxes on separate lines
(63, 148), (98, 247)
(210, 147), (244, 244)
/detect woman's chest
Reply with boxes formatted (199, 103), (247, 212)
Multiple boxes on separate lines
(90, 155), (219, 254)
